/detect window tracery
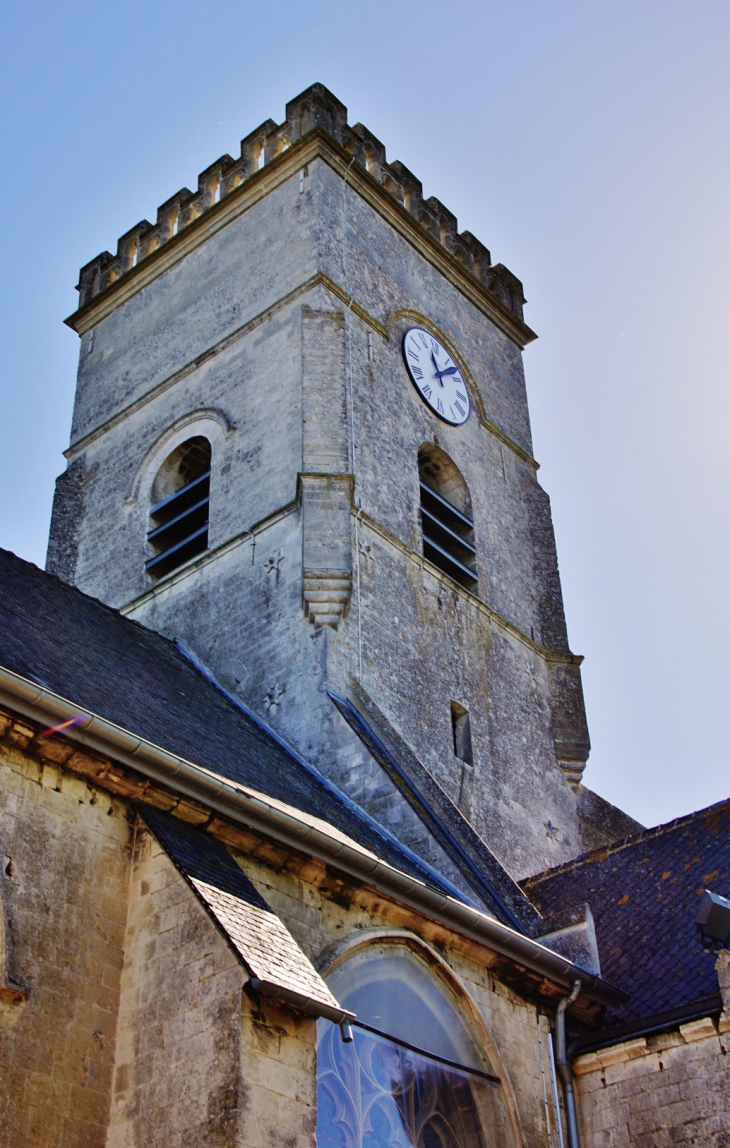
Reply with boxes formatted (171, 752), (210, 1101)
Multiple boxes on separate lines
(317, 944), (510, 1148)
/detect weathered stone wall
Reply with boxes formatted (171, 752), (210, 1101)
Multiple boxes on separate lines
(107, 821), (318, 1148)
(46, 455), (88, 583)
(0, 712), (566, 1148)
(62, 282), (307, 611)
(576, 785), (644, 852)
(231, 839), (560, 1148)
(0, 718), (320, 1148)
(0, 722), (130, 1147)
(51, 151), (592, 880)
(574, 1010), (730, 1146)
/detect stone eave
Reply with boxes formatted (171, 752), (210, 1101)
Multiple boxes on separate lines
(64, 127), (537, 350)
(0, 662), (625, 1014)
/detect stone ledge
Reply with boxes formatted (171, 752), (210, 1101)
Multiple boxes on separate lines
(303, 575), (352, 629)
(574, 1037), (649, 1074)
(680, 1015), (718, 1042)
(573, 1013), (726, 1076)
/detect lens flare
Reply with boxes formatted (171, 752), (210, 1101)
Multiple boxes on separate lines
(39, 715), (84, 738)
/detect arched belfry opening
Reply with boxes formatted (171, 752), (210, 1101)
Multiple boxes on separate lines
(418, 445), (477, 590)
(146, 436), (211, 579)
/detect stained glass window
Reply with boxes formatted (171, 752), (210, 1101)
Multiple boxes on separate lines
(317, 945), (511, 1148)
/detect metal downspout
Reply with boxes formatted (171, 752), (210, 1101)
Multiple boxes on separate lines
(555, 979), (582, 1148)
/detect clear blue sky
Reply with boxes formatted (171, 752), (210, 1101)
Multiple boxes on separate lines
(1, 0), (728, 827)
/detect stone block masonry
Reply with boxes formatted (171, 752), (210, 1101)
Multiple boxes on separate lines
(0, 732), (130, 1147)
(0, 713), (326, 1148)
(106, 824), (318, 1148)
(68, 85), (530, 340)
(573, 1006), (730, 1147)
(0, 700), (586, 1148)
(51, 82), (596, 890)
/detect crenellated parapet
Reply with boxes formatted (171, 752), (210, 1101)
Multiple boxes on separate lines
(72, 83), (526, 324)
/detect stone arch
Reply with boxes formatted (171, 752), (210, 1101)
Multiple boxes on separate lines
(144, 435), (212, 579)
(315, 927), (524, 1148)
(150, 436), (211, 505)
(417, 444), (478, 590)
(130, 408), (233, 506)
(418, 442), (473, 518)
(133, 411), (232, 580)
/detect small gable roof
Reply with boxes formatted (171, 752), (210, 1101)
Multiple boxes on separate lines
(522, 799), (730, 1026)
(141, 806), (350, 1022)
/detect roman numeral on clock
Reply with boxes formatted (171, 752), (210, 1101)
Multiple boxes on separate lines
(403, 328), (470, 425)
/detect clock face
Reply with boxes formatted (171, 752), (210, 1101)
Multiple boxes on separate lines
(402, 327), (471, 426)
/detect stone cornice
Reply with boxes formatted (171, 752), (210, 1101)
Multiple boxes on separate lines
(65, 274), (324, 458)
(66, 269), (537, 471)
(0, 665), (624, 1010)
(65, 84), (537, 349)
(119, 497), (299, 614)
(117, 490), (580, 667)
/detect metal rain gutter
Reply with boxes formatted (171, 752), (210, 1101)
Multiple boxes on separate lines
(0, 664), (628, 1009)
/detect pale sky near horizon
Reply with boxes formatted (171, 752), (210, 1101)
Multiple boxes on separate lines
(1, 1), (728, 830)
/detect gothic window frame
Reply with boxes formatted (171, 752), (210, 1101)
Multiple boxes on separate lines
(315, 932), (523, 1148)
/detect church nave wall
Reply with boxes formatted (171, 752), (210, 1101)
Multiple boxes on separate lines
(0, 726), (130, 1147)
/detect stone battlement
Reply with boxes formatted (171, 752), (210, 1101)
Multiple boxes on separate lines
(71, 83), (526, 323)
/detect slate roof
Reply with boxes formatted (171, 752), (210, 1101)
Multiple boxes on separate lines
(142, 807), (348, 1021)
(0, 548), (471, 903)
(522, 799), (730, 1026)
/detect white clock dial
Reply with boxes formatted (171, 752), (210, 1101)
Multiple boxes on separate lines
(402, 327), (471, 426)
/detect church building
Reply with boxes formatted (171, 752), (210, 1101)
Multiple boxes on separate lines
(1, 84), (728, 1147)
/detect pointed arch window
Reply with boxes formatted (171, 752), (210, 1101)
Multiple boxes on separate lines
(146, 436), (211, 578)
(418, 446), (477, 591)
(316, 943), (511, 1148)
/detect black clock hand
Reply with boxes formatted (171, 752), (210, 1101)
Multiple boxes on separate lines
(430, 349), (445, 386)
(434, 365), (459, 379)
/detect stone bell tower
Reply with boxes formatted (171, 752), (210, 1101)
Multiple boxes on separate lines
(48, 84), (630, 884)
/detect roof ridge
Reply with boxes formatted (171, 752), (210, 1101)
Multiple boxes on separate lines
(523, 793), (730, 886)
(176, 643), (478, 909)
